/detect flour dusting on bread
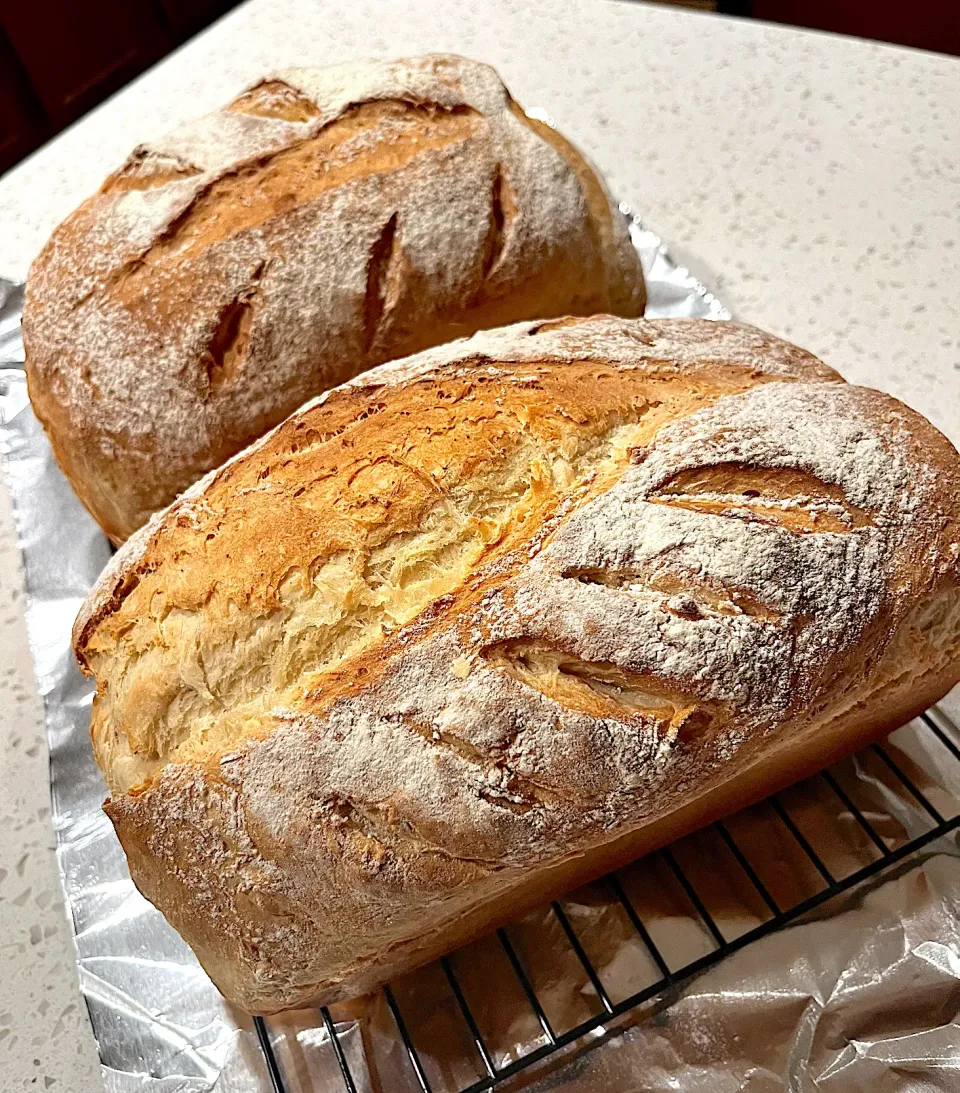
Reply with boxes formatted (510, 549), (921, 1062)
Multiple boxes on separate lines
(23, 54), (645, 543)
(74, 316), (960, 1011)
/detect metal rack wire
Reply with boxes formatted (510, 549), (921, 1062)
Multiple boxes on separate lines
(252, 708), (960, 1093)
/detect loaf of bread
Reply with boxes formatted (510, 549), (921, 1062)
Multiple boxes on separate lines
(74, 317), (960, 1013)
(22, 55), (645, 544)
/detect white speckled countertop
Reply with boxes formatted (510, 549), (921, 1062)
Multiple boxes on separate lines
(0, 1), (957, 1088)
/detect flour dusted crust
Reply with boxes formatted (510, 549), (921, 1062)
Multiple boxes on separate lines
(22, 54), (645, 544)
(74, 317), (960, 1013)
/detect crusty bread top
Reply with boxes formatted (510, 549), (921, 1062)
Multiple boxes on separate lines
(76, 316), (959, 793)
(74, 316), (960, 1010)
(75, 316), (837, 653)
(23, 54), (644, 542)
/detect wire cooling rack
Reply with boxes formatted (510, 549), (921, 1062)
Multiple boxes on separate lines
(247, 706), (960, 1093)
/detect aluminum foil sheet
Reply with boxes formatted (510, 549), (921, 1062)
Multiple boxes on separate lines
(2, 213), (959, 1093)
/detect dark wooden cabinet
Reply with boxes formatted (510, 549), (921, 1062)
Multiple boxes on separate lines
(749, 1), (959, 55)
(0, 26), (48, 172)
(0, 0), (238, 175)
(2, 0), (171, 130)
(155, 0), (236, 37)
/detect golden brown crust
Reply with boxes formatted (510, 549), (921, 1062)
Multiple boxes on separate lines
(76, 317), (960, 1012)
(22, 54), (645, 544)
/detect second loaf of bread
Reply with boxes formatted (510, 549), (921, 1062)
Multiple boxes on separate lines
(75, 317), (960, 1013)
(22, 53), (645, 543)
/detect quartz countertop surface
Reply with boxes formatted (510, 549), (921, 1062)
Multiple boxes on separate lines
(0, 1), (957, 1088)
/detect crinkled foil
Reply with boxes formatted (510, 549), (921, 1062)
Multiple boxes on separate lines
(2, 212), (959, 1093)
